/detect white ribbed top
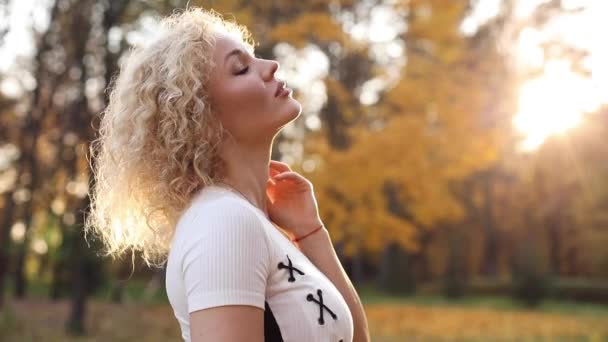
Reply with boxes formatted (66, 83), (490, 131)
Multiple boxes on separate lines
(165, 185), (353, 342)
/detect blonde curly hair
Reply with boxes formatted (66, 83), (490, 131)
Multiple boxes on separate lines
(86, 7), (255, 267)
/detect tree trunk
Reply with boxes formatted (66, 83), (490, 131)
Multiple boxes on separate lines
(49, 257), (64, 300)
(0, 191), (15, 309)
(479, 171), (499, 277)
(12, 242), (27, 298)
(351, 245), (365, 286)
(63, 0), (94, 333)
(377, 241), (416, 295)
(547, 216), (561, 275)
(66, 227), (88, 335)
(9, 0), (63, 301)
(443, 228), (468, 298)
(414, 230), (434, 283)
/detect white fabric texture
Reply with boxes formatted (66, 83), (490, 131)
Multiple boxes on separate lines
(165, 185), (354, 342)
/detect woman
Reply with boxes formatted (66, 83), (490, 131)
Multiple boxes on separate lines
(86, 7), (369, 342)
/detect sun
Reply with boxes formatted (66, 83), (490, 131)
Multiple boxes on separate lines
(513, 60), (600, 152)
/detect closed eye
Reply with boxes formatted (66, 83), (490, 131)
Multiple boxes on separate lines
(236, 66), (249, 75)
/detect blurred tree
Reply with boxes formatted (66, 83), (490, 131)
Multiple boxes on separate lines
(0, 95), (19, 310)
(567, 108), (608, 278)
(512, 108), (608, 279)
(8, 0), (62, 300)
(443, 225), (468, 298)
(482, 0), (606, 283)
(0, 0), (189, 331)
(306, 0), (513, 291)
(510, 222), (552, 307)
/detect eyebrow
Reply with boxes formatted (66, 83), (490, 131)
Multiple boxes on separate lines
(224, 49), (247, 65)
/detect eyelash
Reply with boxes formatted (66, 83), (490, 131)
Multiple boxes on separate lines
(236, 66), (249, 75)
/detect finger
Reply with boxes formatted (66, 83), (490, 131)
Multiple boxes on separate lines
(267, 176), (277, 185)
(270, 160), (292, 172)
(266, 183), (276, 202)
(269, 167), (281, 178)
(274, 171), (303, 181)
(269, 161), (291, 179)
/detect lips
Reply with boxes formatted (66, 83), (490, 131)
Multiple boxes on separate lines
(275, 81), (286, 97)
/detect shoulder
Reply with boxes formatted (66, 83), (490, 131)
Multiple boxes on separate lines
(188, 193), (262, 225)
(175, 192), (269, 245)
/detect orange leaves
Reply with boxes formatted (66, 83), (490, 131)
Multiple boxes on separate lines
(269, 13), (347, 48)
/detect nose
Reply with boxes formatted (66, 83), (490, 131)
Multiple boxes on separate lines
(264, 59), (279, 81)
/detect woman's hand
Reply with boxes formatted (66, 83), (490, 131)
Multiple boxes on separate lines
(266, 160), (323, 238)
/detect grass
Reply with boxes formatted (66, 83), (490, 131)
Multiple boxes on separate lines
(1, 278), (607, 341)
(359, 284), (608, 318)
(2, 296), (606, 342)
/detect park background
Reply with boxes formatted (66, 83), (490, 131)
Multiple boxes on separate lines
(0, 0), (607, 340)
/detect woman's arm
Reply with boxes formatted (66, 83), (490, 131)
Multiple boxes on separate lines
(295, 223), (371, 342)
(190, 306), (264, 342)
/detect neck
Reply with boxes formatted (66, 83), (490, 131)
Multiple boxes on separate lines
(218, 137), (273, 218)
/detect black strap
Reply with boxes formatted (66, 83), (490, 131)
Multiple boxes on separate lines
(264, 301), (284, 342)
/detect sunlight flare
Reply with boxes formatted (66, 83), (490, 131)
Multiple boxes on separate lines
(513, 60), (600, 151)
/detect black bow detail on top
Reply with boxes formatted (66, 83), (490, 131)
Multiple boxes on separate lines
(306, 288), (338, 325)
(277, 254), (305, 282)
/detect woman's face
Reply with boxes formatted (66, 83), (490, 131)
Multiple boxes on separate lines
(208, 33), (301, 145)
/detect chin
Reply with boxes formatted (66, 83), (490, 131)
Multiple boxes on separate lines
(288, 98), (302, 117)
(272, 111), (300, 134)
